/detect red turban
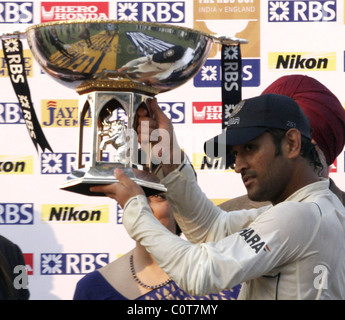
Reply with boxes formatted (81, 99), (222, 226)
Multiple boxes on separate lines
(262, 75), (345, 165)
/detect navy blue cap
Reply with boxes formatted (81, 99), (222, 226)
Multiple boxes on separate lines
(204, 93), (312, 158)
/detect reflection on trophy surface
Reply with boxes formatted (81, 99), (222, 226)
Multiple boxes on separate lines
(2, 20), (245, 196)
(25, 20), (215, 91)
(118, 45), (194, 85)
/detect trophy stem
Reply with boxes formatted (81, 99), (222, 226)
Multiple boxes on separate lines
(212, 35), (248, 45)
(60, 84), (167, 197)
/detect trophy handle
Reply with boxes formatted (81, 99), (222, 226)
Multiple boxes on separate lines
(0, 30), (26, 40)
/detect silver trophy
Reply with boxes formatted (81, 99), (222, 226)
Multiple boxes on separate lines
(1, 20), (246, 196)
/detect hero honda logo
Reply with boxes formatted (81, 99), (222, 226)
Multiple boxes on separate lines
(268, 1), (336, 22)
(23, 253), (34, 275)
(0, 2), (33, 23)
(41, 253), (109, 275)
(193, 102), (222, 124)
(41, 2), (109, 22)
(116, 1), (185, 23)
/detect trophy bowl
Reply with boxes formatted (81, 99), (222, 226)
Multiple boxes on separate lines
(2, 20), (246, 196)
(25, 20), (220, 93)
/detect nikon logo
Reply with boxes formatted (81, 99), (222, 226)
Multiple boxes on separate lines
(41, 204), (109, 223)
(269, 52), (336, 71)
(192, 153), (233, 172)
(0, 155), (33, 174)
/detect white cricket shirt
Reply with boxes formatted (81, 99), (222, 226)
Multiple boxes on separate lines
(123, 163), (345, 300)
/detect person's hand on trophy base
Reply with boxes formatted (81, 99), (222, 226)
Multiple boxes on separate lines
(89, 164), (163, 208)
(90, 168), (145, 208)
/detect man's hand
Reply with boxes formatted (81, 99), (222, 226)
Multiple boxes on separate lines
(137, 98), (184, 175)
(89, 168), (145, 208)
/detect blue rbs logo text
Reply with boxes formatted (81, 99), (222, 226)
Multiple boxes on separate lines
(41, 253), (109, 275)
(0, 2), (33, 23)
(194, 59), (260, 88)
(0, 203), (34, 224)
(160, 102), (185, 123)
(40, 153), (109, 174)
(268, 1), (336, 22)
(116, 1), (185, 22)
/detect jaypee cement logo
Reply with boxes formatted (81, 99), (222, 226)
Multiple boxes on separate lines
(268, 1), (336, 22)
(116, 1), (185, 22)
(41, 100), (128, 128)
(40, 253), (109, 275)
(41, 100), (90, 128)
(0, 2), (33, 23)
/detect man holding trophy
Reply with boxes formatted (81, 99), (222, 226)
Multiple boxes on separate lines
(5, 20), (344, 300)
(1, 20), (245, 300)
(90, 94), (345, 300)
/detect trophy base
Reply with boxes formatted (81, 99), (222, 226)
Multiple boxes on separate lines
(60, 164), (167, 197)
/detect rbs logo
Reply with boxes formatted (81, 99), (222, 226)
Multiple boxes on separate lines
(0, 103), (24, 124)
(0, 203), (34, 224)
(268, 1), (336, 22)
(41, 253), (109, 275)
(40, 152), (109, 175)
(116, 203), (123, 224)
(194, 59), (260, 88)
(116, 2), (185, 23)
(0, 2), (33, 23)
(160, 102), (185, 123)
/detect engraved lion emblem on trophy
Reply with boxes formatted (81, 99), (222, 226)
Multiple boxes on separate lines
(98, 108), (127, 163)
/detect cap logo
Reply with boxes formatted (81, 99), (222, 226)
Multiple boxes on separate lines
(164, 48), (175, 58)
(229, 100), (245, 118)
(228, 117), (240, 126)
(286, 120), (297, 128)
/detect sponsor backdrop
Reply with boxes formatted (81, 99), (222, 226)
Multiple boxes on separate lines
(0, 0), (344, 300)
